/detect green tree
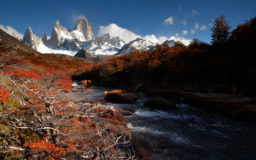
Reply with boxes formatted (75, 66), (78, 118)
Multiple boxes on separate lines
(211, 15), (230, 45)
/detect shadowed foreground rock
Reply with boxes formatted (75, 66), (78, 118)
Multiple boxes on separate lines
(231, 105), (256, 122)
(144, 96), (176, 110)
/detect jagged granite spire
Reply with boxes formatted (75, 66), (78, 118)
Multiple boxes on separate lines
(22, 27), (33, 45)
(48, 20), (62, 48)
(41, 33), (48, 44)
(54, 20), (61, 30)
(74, 17), (94, 40)
(22, 27), (41, 49)
(94, 33), (125, 48)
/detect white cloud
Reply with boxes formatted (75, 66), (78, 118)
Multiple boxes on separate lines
(200, 25), (207, 31)
(98, 23), (191, 46)
(190, 29), (196, 34)
(164, 16), (174, 25)
(195, 23), (199, 29)
(182, 20), (187, 26)
(182, 30), (188, 36)
(192, 9), (199, 16)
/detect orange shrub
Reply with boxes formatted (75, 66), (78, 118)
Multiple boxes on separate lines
(24, 137), (66, 158)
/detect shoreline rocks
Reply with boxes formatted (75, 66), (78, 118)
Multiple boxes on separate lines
(146, 88), (256, 123)
(104, 89), (139, 103)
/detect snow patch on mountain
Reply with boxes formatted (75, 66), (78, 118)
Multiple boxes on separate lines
(98, 23), (191, 46)
(90, 44), (119, 55)
(0, 25), (23, 40)
(143, 34), (162, 44)
(98, 24), (140, 43)
(37, 42), (77, 56)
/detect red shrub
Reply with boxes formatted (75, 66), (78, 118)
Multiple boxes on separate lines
(3, 66), (42, 81)
(0, 86), (10, 103)
(56, 76), (72, 92)
(6, 56), (25, 65)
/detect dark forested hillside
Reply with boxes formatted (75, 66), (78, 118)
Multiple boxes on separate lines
(75, 17), (256, 95)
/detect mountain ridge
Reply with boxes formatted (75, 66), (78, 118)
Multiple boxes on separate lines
(1, 16), (189, 57)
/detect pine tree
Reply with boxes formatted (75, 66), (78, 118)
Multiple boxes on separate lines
(211, 15), (230, 45)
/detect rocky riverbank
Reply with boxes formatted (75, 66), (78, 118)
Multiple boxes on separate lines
(101, 87), (256, 123)
(147, 88), (256, 123)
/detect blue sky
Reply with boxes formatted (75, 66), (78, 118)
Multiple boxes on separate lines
(0, 0), (255, 43)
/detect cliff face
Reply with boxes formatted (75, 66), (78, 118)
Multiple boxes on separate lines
(41, 33), (48, 44)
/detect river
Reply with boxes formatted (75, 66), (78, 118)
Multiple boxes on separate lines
(65, 84), (256, 160)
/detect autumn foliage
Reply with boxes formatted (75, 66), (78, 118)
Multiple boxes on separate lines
(0, 85), (10, 103)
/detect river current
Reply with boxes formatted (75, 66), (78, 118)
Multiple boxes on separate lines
(65, 84), (256, 160)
